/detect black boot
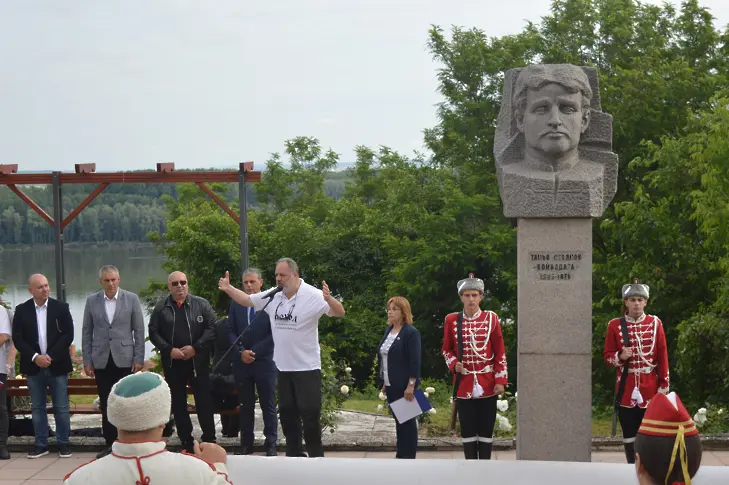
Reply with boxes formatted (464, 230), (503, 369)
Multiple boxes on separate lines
(463, 442), (478, 459)
(478, 441), (493, 460)
(0, 445), (9, 460)
(623, 442), (636, 464)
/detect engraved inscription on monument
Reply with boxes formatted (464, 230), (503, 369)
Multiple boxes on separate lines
(529, 251), (584, 281)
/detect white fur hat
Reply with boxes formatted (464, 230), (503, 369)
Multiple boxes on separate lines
(107, 372), (171, 432)
(622, 278), (650, 300)
(457, 273), (485, 296)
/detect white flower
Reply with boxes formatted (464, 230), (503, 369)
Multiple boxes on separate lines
(345, 367), (352, 373)
(496, 414), (512, 432)
(694, 412), (707, 426)
(496, 399), (509, 412)
(514, 392), (518, 399)
(718, 408), (725, 415)
(340, 385), (349, 395)
(497, 415), (512, 431)
(698, 408), (707, 415)
(449, 397), (454, 404)
(425, 386), (435, 394)
(423, 392), (429, 398)
(378, 391), (387, 401)
(428, 408), (437, 415)
(377, 404), (384, 413)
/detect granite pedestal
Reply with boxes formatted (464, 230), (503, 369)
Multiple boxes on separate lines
(516, 218), (592, 461)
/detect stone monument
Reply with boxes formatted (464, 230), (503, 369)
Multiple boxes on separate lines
(494, 64), (618, 462)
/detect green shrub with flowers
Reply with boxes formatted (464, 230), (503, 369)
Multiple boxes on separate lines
(691, 405), (729, 434)
(321, 344), (354, 433)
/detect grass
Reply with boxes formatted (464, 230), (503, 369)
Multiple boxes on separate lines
(69, 395), (97, 406)
(342, 398), (617, 438)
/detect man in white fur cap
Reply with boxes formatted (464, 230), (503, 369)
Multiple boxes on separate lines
(63, 372), (232, 484)
(603, 278), (669, 464)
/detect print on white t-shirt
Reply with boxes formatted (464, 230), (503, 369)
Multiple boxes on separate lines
(250, 279), (331, 372)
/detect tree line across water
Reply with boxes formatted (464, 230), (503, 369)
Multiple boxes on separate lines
(3, 0), (729, 426)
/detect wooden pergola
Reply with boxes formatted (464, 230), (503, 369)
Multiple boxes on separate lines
(0, 162), (261, 301)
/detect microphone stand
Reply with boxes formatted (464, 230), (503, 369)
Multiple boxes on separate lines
(211, 295), (276, 374)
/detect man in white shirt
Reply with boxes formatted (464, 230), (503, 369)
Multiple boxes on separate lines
(218, 257), (345, 457)
(12, 274), (74, 459)
(0, 304), (12, 459)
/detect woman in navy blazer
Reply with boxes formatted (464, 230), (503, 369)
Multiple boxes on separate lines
(376, 296), (422, 459)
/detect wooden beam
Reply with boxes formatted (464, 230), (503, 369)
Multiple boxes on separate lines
(0, 170), (261, 185)
(0, 164), (18, 175)
(196, 182), (240, 224)
(74, 163), (96, 174)
(61, 183), (110, 230)
(6, 184), (54, 226)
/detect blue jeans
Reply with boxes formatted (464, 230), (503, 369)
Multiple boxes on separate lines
(26, 369), (70, 447)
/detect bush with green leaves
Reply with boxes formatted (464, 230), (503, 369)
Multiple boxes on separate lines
(320, 344), (354, 433)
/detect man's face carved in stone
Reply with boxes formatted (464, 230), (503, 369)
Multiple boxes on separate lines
(518, 82), (590, 160)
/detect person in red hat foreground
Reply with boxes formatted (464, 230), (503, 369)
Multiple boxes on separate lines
(604, 278), (669, 463)
(634, 391), (702, 485)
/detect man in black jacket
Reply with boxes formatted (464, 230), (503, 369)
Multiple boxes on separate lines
(148, 271), (217, 453)
(11, 274), (74, 459)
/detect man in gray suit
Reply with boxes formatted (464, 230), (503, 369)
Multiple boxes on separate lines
(82, 265), (145, 458)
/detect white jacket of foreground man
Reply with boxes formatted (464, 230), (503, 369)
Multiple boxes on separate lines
(63, 442), (233, 485)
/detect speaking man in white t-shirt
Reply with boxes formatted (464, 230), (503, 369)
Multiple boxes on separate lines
(218, 257), (345, 457)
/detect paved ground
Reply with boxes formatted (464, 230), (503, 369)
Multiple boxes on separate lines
(1, 450), (729, 484)
(5, 409), (728, 483)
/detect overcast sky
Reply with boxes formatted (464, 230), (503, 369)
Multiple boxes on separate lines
(1, 0), (727, 173)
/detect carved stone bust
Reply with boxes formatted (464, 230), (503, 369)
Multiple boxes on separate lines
(494, 64), (618, 218)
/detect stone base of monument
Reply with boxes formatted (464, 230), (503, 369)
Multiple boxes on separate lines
(227, 455), (728, 485)
(516, 218), (593, 462)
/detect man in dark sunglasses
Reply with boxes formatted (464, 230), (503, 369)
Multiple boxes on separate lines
(148, 271), (217, 453)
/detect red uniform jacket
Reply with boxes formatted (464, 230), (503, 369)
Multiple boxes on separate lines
(603, 314), (669, 408)
(441, 310), (507, 399)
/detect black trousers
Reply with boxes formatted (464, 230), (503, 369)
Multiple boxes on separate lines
(0, 373), (7, 446)
(213, 394), (239, 437)
(164, 361), (216, 444)
(458, 395), (497, 460)
(237, 367), (278, 448)
(95, 354), (132, 446)
(278, 369), (323, 457)
(385, 386), (419, 459)
(619, 406), (646, 463)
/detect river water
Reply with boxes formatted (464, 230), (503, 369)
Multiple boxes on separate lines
(0, 244), (167, 357)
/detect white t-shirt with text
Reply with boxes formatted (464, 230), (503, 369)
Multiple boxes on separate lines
(250, 279), (330, 372)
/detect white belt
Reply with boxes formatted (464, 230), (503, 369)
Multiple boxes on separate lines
(461, 365), (494, 375)
(628, 367), (655, 374)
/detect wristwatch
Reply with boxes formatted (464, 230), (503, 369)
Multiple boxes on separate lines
(408, 379), (416, 386)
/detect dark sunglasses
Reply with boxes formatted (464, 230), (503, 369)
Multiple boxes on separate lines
(171, 280), (187, 287)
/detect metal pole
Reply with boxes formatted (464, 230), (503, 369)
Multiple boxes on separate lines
(52, 171), (66, 301)
(239, 170), (248, 274)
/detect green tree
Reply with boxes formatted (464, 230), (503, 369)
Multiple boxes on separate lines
(424, 0), (729, 403)
(603, 93), (729, 408)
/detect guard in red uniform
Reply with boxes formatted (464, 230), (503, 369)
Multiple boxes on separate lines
(604, 279), (669, 464)
(442, 274), (507, 460)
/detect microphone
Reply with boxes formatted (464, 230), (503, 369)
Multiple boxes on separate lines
(262, 286), (283, 299)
